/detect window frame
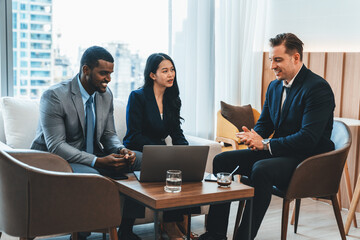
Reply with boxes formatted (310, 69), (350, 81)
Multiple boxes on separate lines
(0, 0), (14, 97)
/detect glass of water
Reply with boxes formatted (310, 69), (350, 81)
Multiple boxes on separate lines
(164, 170), (182, 193)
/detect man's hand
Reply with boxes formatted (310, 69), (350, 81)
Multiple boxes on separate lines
(119, 148), (136, 166)
(236, 126), (264, 151)
(95, 153), (128, 170)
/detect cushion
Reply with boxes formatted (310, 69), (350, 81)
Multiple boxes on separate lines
(220, 101), (255, 131)
(113, 99), (127, 142)
(0, 97), (40, 148)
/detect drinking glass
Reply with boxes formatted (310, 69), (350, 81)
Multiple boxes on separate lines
(164, 170), (182, 193)
(216, 172), (232, 187)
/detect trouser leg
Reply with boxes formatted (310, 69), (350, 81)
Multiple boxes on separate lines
(206, 150), (271, 236)
(236, 156), (301, 239)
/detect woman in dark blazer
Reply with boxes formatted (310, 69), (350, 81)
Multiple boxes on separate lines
(123, 53), (188, 151)
(123, 53), (194, 239)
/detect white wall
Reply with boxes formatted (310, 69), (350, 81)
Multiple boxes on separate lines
(265, 0), (360, 52)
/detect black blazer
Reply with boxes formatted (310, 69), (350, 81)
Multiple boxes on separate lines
(255, 65), (335, 160)
(123, 86), (188, 151)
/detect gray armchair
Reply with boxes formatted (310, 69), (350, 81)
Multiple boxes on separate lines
(0, 149), (123, 240)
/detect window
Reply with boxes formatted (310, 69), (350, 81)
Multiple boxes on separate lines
(13, 13), (17, 29)
(31, 70), (50, 77)
(20, 42), (27, 48)
(20, 23), (28, 29)
(13, 32), (17, 47)
(13, 51), (17, 67)
(30, 14), (51, 22)
(30, 33), (51, 40)
(20, 61), (28, 67)
(9, 0), (169, 100)
(31, 52), (50, 59)
(20, 3), (26, 10)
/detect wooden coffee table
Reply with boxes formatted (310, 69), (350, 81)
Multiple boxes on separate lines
(114, 173), (254, 240)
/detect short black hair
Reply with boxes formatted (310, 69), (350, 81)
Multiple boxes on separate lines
(269, 33), (304, 61)
(79, 46), (114, 73)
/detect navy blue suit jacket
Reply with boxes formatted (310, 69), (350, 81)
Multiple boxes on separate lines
(123, 86), (188, 152)
(254, 65), (335, 160)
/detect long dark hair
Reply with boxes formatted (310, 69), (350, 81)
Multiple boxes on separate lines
(143, 53), (183, 126)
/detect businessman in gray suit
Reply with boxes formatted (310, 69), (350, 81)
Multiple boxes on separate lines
(31, 46), (143, 240)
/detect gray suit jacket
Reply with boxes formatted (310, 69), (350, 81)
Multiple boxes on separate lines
(31, 75), (124, 166)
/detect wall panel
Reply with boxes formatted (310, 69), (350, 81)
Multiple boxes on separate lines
(325, 53), (344, 117)
(308, 52), (326, 78)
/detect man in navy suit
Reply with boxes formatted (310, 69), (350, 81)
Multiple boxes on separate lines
(199, 33), (335, 240)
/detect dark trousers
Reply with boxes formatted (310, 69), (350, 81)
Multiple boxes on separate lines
(163, 207), (201, 222)
(206, 149), (301, 239)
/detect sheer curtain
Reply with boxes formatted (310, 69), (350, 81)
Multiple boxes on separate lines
(171, 0), (215, 139)
(171, 0), (267, 139)
(214, 0), (267, 111)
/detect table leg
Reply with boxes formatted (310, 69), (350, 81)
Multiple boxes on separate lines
(344, 161), (358, 227)
(247, 198), (253, 240)
(154, 211), (160, 240)
(187, 213), (191, 240)
(345, 173), (360, 234)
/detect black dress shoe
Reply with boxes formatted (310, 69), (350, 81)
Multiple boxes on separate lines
(198, 232), (227, 240)
(118, 230), (142, 240)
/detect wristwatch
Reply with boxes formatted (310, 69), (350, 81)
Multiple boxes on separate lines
(262, 138), (270, 151)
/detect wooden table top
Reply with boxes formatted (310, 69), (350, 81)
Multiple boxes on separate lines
(114, 173), (254, 210)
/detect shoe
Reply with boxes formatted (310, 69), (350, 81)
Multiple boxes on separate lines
(198, 232), (227, 240)
(176, 220), (199, 240)
(161, 222), (185, 240)
(118, 230), (142, 240)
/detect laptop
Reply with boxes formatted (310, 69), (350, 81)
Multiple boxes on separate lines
(134, 145), (209, 182)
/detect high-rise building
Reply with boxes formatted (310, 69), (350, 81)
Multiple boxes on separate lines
(12, 0), (53, 99)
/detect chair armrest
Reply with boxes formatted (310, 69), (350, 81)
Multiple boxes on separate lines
(27, 170), (123, 237)
(185, 135), (222, 173)
(6, 149), (73, 173)
(216, 111), (241, 144)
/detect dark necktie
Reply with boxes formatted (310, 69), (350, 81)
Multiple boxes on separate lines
(284, 86), (290, 97)
(86, 96), (94, 154)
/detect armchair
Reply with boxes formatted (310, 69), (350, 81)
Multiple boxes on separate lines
(0, 149), (123, 240)
(216, 108), (260, 151)
(234, 120), (351, 240)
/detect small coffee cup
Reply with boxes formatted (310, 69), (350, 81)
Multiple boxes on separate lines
(216, 172), (232, 187)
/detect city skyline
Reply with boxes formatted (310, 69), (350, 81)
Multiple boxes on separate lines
(12, 0), (171, 100)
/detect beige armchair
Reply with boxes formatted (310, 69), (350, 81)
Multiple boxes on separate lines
(0, 149), (123, 240)
(216, 108), (261, 151)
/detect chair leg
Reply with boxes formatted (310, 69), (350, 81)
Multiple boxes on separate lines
(281, 199), (290, 240)
(108, 227), (118, 240)
(233, 200), (246, 240)
(71, 233), (78, 240)
(331, 195), (346, 240)
(294, 199), (301, 233)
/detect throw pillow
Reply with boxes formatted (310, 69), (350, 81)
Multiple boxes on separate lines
(220, 101), (255, 131)
(0, 97), (40, 148)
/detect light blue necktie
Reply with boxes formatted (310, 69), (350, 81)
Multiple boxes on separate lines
(86, 96), (94, 154)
